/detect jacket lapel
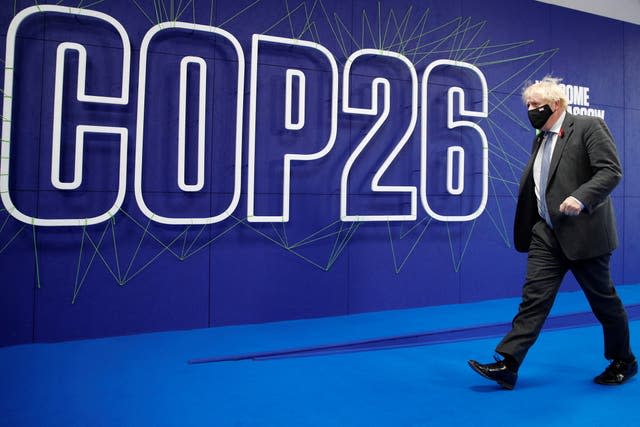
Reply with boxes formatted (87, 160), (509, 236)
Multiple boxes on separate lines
(518, 132), (545, 196)
(547, 113), (574, 184)
(527, 132), (545, 172)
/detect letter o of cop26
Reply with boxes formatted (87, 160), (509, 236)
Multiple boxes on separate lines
(0, 5), (489, 227)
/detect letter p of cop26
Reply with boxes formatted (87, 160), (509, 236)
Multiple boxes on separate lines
(1, 5), (489, 227)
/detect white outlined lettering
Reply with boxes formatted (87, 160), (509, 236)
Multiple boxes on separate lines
(2, 10), (491, 227)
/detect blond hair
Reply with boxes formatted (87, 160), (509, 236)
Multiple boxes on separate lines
(522, 76), (568, 108)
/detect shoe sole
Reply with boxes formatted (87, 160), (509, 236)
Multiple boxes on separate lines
(594, 371), (637, 386)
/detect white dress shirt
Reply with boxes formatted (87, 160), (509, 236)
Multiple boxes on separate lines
(533, 112), (565, 224)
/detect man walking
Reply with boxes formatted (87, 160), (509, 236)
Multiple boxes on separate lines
(468, 76), (636, 390)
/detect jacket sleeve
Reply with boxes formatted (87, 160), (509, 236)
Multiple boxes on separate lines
(570, 118), (622, 212)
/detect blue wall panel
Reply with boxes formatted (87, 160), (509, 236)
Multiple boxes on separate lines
(624, 197), (640, 284)
(624, 24), (640, 110)
(459, 195), (523, 302)
(623, 107), (640, 283)
(347, 216), (461, 312)
(625, 109), (640, 198)
(1, 0), (638, 345)
(461, 0), (553, 91)
(0, 191), (36, 346)
(550, 9), (624, 108)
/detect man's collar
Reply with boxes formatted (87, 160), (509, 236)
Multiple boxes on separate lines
(549, 111), (566, 134)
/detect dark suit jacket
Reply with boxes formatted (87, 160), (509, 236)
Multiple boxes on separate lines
(513, 113), (622, 260)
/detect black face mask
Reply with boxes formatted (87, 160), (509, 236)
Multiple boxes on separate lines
(527, 104), (553, 129)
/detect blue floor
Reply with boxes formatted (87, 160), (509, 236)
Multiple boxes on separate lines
(2, 285), (640, 426)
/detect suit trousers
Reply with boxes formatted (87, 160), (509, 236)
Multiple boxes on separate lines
(496, 220), (634, 366)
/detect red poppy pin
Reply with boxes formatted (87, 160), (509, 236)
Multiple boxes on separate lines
(559, 128), (565, 138)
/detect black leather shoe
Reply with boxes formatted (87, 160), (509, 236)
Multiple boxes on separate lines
(468, 357), (518, 390)
(594, 359), (638, 385)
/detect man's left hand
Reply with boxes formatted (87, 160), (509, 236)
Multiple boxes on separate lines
(559, 196), (584, 216)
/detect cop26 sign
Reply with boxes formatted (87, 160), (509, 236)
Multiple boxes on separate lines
(1, 5), (489, 227)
